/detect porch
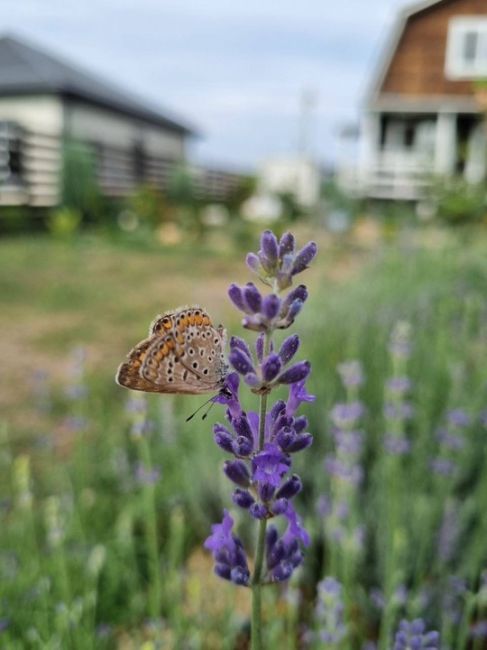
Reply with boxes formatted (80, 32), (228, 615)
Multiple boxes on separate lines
(358, 110), (486, 200)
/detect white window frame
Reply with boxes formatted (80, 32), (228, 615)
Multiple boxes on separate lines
(445, 17), (487, 80)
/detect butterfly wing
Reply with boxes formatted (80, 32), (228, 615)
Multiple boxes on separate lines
(139, 324), (227, 395)
(116, 338), (166, 393)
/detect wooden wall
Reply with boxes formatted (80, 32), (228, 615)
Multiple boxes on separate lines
(381, 0), (487, 97)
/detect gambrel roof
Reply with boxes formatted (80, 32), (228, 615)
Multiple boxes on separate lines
(367, 0), (457, 103)
(0, 33), (195, 134)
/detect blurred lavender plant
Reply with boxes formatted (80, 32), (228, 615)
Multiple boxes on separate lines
(384, 322), (413, 456)
(322, 360), (365, 576)
(205, 230), (317, 649)
(378, 322), (413, 650)
(309, 577), (347, 647)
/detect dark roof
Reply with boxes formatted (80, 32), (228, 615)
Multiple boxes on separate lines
(0, 34), (195, 134)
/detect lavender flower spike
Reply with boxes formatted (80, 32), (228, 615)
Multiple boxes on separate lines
(206, 229), (317, 650)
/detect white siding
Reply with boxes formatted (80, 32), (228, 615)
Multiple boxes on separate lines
(66, 103), (185, 159)
(0, 95), (63, 135)
(0, 96), (62, 206)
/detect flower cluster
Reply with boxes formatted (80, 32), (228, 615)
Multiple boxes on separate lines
(228, 231), (316, 331)
(205, 230), (317, 586)
(393, 619), (439, 650)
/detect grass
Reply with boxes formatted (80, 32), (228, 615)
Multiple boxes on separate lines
(1, 228), (487, 648)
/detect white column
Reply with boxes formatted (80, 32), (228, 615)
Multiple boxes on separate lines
(358, 112), (381, 188)
(434, 111), (457, 176)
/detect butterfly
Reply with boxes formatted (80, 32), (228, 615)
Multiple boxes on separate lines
(116, 306), (228, 395)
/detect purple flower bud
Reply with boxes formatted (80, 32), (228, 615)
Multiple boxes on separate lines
(266, 525), (279, 553)
(214, 425), (234, 453)
(232, 436), (253, 457)
(215, 563), (231, 580)
(281, 285), (308, 313)
(250, 503), (268, 519)
(232, 414), (253, 441)
(272, 498), (289, 515)
(230, 336), (252, 360)
(262, 354), (282, 382)
(228, 284), (246, 312)
(230, 566), (250, 586)
(279, 232), (295, 257)
(232, 489), (255, 509)
(279, 335), (300, 365)
(244, 372), (261, 388)
(271, 561), (294, 582)
(286, 433), (313, 453)
(223, 460), (250, 487)
(282, 300), (303, 326)
(262, 294), (281, 320)
(255, 334), (265, 362)
(293, 415), (308, 433)
(259, 482), (276, 502)
(278, 361), (311, 385)
(291, 241), (317, 275)
(268, 539), (286, 569)
(270, 400), (286, 422)
(276, 474), (302, 499)
(243, 283), (262, 313)
(261, 230), (279, 264)
(276, 427), (296, 450)
(229, 349), (255, 376)
(246, 252), (261, 274)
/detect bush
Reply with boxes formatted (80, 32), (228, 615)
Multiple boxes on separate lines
(429, 178), (487, 226)
(47, 207), (82, 238)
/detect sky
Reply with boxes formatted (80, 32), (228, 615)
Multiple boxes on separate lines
(1, 0), (414, 171)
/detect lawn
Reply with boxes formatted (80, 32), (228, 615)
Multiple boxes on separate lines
(1, 227), (487, 649)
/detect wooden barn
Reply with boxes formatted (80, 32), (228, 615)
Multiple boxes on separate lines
(359, 0), (487, 200)
(0, 34), (195, 208)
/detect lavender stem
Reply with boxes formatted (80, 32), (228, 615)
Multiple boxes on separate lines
(252, 333), (271, 650)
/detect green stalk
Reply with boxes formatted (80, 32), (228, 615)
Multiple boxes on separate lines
(251, 333), (271, 650)
(138, 435), (163, 619)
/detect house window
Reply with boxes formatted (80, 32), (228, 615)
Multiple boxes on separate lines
(0, 122), (24, 183)
(445, 17), (487, 79)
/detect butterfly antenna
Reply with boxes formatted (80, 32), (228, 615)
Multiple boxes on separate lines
(186, 396), (216, 422)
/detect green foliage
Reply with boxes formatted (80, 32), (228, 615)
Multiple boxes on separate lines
(47, 207), (82, 238)
(429, 178), (487, 226)
(126, 184), (169, 231)
(61, 139), (101, 222)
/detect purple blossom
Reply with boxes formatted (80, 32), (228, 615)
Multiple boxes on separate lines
(204, 510), (250, 586)
(471, 620), (487, 639)
(337, 360), (364, 388)
(384, 402), (414, 421)
(447, 408), (470, 428)
(331, 402), (364, 428)
(384, 434), (411, 456)
(431, 458), (457, 476)
(134, 463), (160, 486)
(286, 379), (316, 416)
(393, 619), (439, 650)
(252, 443), (291, 488)
(386, 377), (412, 394)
